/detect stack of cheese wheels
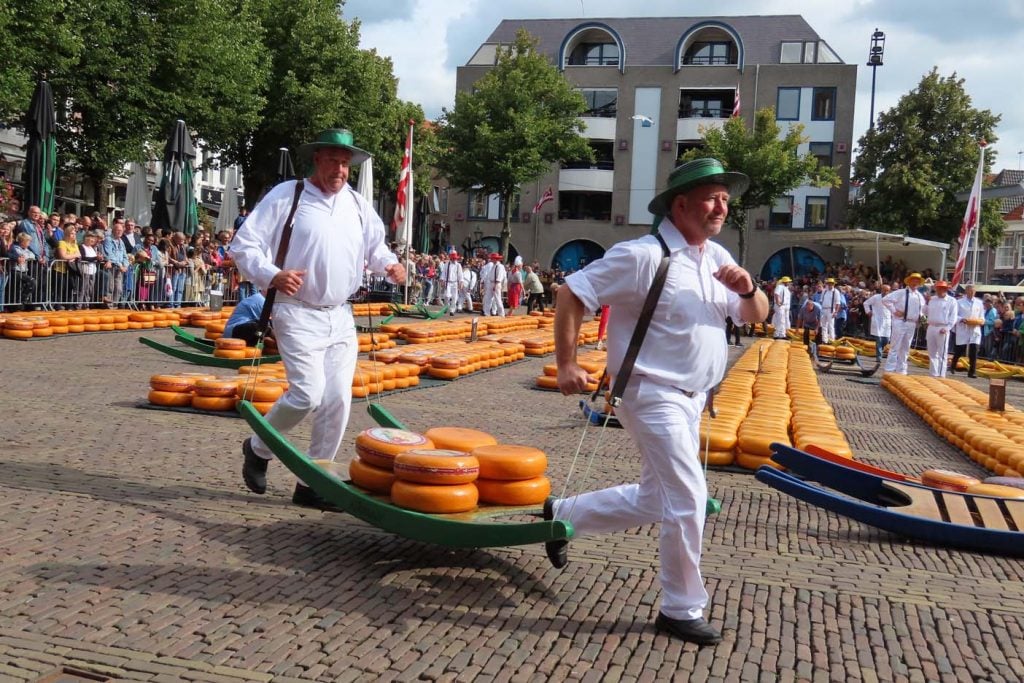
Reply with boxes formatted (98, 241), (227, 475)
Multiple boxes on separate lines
(470, 444), (550, 506)
(349, 428), (434, 494)
(736, 342), (791, 470)
(192, 378), (240, 411)
(391, 448), (480, 513)
(149, 373), (203, 407)
(213, 336), (248, 359)
(425, 427), (498, 453)
(2, 318), (35, 339)
(536, 350), (606, 392)
(235, 378), (285, 415)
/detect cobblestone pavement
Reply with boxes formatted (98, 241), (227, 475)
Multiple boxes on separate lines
(1, 325), (1023, 682)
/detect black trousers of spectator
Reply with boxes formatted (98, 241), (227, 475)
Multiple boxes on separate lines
(950, 343), (978, 376)
(229, 321), (272, 348)
(526, 292), (545, 314)
(726, 317), (742, 345)
(803, 325), (821, 347)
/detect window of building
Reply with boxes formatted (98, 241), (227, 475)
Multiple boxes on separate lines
(439, 187), (448, 214)
(817, 42), (841, 63)
(469, 189), (517, 220)
(500, 194), (520, 221)
(770, 197), (794, 229)
(780, 42), (803, 63)
(676, 142), (704, 159)
(805, 196), (829, 228)
(558, 192), (612, 221)
(568, 42), (619, 66)
(776, 87), (801, 120)
(809, 142), (833, 169)
(468, 190), (488, 219)
(682, 41), (736, 65)
(995, 235), (1017, 269)
(812, 88), (836, 121)
(563, 141), (615, 170)
(803, 42), (816, 64)
(679, 90), (731, 119)
(579, 88), (617, 117)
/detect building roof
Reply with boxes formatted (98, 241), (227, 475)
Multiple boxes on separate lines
(994, 168), (1024, 216)
(482, 15), (834, 67)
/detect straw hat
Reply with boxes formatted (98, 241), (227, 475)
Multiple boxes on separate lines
(298, 128), (370, 165)
(647, 158), (750, 215)
(904, 272), (924, 285)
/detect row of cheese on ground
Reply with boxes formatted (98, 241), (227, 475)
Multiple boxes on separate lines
(701, 339), (852, 470)
(1, 308), (186, 338)
(534, 350), (608, 393)
(882, 374), (1024, 478)
(327, 426), (550, 514)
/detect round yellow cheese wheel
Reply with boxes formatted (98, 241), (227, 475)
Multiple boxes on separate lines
(148, 389), (194, 407)
(393, 449), (480, 484)
(349, 456), (396, 494)
(390, 480), (478, 513)
(424, 427), (498, 453)
(475, 476), (551, 506)
(470, 444), (547, 480)
(920, 469), (981, 492)
(355, 428), (434, 470)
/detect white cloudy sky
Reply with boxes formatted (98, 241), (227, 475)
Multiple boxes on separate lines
(344, 0), (1024, 174)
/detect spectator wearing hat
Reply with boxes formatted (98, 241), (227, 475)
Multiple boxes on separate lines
(772, 276), (792, 339)
(478, 252), (506, 316)
(549, 157), (768, 646)
(883, 273), (927, 374)
(862, 284), (892, 359)
(232, 128), (405, 510)
(924, 280), (957, 377)
(438, 251), (463, 316)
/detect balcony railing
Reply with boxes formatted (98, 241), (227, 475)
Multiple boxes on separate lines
(681, 55), (736, 66)
(679, 107), (729, 119)
(561, 160), (615, 171)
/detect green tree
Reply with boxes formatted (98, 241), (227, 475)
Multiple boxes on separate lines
(851, 68), (1003, 245)
(435, 29), (592, 258)
(682, 107), (840, 266)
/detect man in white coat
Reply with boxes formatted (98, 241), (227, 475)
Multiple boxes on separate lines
(950, 283), (984, 377)
(772, 276), (792, 339)
(478, 253), (506, 316)
(459, 260), (476, 313)
(862, 284), (892, 359)
(883, 273), (926, 375)
(438, 251), (463, 316)
(819, 278), (841, 343)
(924, 280), (958, 378)
(231, 128), (405, 509)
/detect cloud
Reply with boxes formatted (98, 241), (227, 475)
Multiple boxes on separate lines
(340, 0), (416, 25)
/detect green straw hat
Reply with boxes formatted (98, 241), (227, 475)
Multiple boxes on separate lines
(647, 158), (749, 215)
(298, 128), (370, 165)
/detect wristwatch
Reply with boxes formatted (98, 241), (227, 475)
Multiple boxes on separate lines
(739, 284), (758, 299)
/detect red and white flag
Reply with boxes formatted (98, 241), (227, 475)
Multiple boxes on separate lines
(950, 141), (986, 287)
(731, 85), (741, 118)
(392, 121), (414, 245)
(532, 186), (554, 214)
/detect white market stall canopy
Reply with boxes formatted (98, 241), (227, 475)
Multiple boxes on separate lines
(781, 228), (949, 279)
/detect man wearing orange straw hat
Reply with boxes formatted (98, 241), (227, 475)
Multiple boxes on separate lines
(883, 272), (927, 374)
(924, 280), (958, 377)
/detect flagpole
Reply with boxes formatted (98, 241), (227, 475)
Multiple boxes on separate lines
(970, 145), (985, 285)
(404, 120), (414, 306)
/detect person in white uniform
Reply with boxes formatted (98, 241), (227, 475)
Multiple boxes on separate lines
(924, 280), (958, 377)
(478, 253), (506, 316)
(772, 276), (792, 339)
(862, 284), (892, 359)
(819, 278), (840, 343)
(459, 261), (476, 313)
(951, 284), (984, 377)
(438, 252), (463, 316)
(231, 128), (406, 509)
(550, 158), (768, 646)
(883, 273), (926, 375)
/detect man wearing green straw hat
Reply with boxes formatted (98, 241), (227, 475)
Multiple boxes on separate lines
(549, 158), (768, 645)
(232, 128), (406, 510)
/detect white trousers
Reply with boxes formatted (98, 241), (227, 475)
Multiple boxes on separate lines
(926, 326), (951, 377)
(250, 303), (358, 464)
(554, 377), (709, 620)
(441, 284), (460, 312)
(885, 319), (918, 374)
(459, 289), (473, 312)
(772, 307), (789, 338)
(820, 311), (835, 343)
(483, 285), (504, 317)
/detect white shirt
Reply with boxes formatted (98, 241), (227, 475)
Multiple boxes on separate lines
(565, 217), (747, 393)
(479, 261), (507, 290)
(440, 260), (463, 288)
(230, 179), (396, 306)
(954, 296), (984, 344)
(774, 284), (791, 309)
(863, 293), (892, 337)
(462, 267), (476, 290)
(925, 294), (958, 328)
(883, 287), (926, 323)
(820, 287), (840, 314)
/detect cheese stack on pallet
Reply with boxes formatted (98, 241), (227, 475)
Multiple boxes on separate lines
(735, 342), (792, 470)
(698, 351), (757, 466)
(470, 444), (551, 505)
(535, 350), (607, 392)
(389, 427), (496, 513)
(350, 428), (434, 495)
(356, 331), (395, 353)
(787, 347), (852, 458)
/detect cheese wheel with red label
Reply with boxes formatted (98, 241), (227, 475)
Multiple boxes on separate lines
(150, 374), (194, 393)
(348, 456), (397, 494)
(215, 336), (246, 350)
(424, 427), (498, 453)
(393, 449), (480, 484)
(474, 476), (551, 506)
(470, 444), (547, 480)
(194, 379), (240, 397)
(354, 428), (434, 470)
(390, 480), (478, 513)
(920, 469), (981, 492)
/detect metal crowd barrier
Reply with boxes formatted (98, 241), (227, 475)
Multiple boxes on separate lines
(0, 259), (246, 312)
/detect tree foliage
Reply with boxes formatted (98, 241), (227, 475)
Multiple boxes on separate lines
(682, 108), (840, 266)
(435, 29), (592, 257)
(851, 68), (1003, 245)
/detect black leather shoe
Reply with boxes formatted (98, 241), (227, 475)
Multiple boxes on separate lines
(654, 613), (722, 646)
(543, 496), (568, 569)
(242, 438), (268, 494)
(967, 373), (977, 378)
(292, 484), (343, 512)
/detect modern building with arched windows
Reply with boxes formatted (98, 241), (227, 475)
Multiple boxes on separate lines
(448, 15), (857, 274)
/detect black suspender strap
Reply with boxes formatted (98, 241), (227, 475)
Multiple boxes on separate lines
(256, 180), (305, 335)
(608, 233), (672, 406)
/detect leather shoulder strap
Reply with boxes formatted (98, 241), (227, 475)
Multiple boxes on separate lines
(256, 180), (305, 335)
(609, 233), (671, 405)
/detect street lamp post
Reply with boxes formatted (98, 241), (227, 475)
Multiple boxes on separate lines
(867, 29), (885, 130)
